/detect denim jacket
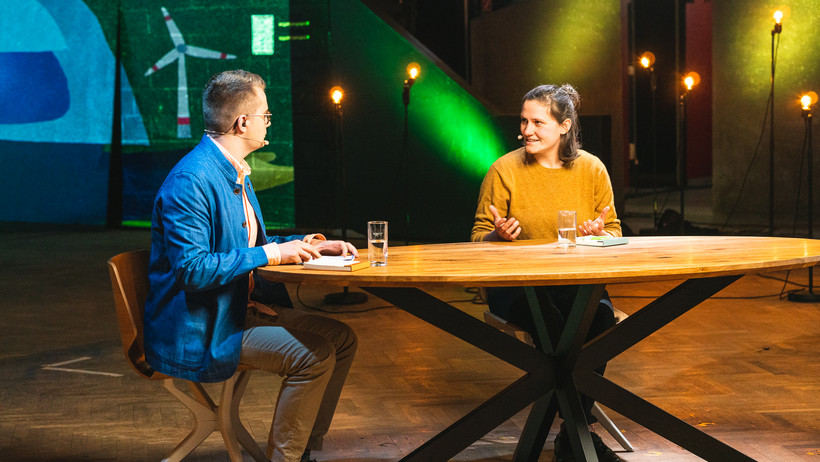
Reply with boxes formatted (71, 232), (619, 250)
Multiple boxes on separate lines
(144, 136), (303, 382)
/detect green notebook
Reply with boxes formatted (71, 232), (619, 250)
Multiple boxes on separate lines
(576, 236), (629, 247)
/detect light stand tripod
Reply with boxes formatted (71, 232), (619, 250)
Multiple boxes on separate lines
(769, 11), (783, 236)
(788, 98), (819, 303)
(401, 62), (420, 246)
(638, 52), (659, 231)
(649, 65), (658, 232)
(324, 87), (367, 305)
(677, 72), (700, 235)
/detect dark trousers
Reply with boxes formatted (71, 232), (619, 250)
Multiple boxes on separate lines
(486, 285), (615, 424)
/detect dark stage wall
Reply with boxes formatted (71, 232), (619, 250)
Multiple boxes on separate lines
(6, 1), (814, 235)
(713, 0), (820, 229)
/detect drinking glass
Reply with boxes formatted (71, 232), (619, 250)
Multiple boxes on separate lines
(557, 210), (577, 249)
(367, 221), (388, 266)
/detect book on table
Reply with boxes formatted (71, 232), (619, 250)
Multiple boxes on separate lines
(576, 236), (629, 247)
(302, 255), (369, 271)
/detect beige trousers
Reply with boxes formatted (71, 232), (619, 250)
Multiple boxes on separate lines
(241, 308), (357, 462)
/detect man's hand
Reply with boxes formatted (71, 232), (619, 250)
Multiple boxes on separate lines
(312, 239), (359, 257)
(278, 240), (322, 264)
(488, 204), (522, 241)
(578, 206), (611, 237)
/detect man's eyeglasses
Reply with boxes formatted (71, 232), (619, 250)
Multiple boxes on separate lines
(244, 111), (272, 124)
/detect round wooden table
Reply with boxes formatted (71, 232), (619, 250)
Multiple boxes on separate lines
(259, 236), (820, 461)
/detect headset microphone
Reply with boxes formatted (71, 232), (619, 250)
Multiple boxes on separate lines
(235, 134), (269, 146)
(518, 135), (523, 139)
(204, 130), (268, 146)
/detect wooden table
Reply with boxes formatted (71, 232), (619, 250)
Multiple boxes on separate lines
(258, 236), (820, 461)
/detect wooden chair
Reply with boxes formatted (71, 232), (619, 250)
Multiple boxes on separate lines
(108, 250), (266, 462)
(483, 310), (634, 452)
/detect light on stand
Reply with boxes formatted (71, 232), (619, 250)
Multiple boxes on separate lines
(330, 86), (343, 107)
(789, 91), (819, 303)
(407, 62), (420, 81)
(769, 9), (784, 235)
(677, 71), (700, 234)
(638, 51), (660, 231)
(402, 62), (421, 245)
(639, 51), (655, 70)
(683, 71), (700, 93)
(801, 92), (817, 111)
(403, 62), (420, 106)
(324, 85), (367, 305)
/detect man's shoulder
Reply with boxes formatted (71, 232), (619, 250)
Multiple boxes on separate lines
(159, 139), (226, 193)
(170, 138), (224, 176)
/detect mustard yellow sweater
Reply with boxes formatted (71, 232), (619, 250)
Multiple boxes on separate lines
(471, 148), (621, 242)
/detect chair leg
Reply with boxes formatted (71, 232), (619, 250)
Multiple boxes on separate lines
(229, 371), (268, 462)
(218, 371), (266, 462)
(591, 402), (634, 452)
(218, 373), (244, 462)
(160, 373), (265, 462)
(161, 378), (218, 462)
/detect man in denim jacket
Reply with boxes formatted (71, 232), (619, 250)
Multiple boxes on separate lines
(144, 70), (357, 462)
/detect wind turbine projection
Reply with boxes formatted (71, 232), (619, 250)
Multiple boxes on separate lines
(145, 7), (236, 138)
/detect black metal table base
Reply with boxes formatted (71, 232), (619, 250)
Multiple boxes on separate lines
(363, 287), (552, 461)
(364, 275), (758, 462)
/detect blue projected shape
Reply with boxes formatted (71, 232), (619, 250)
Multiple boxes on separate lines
(0, 0), (148, 145)
(0, 52), (69, 123)
(0, 0), (65, 52)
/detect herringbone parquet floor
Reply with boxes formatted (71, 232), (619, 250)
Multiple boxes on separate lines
(2, 229), (820, 461)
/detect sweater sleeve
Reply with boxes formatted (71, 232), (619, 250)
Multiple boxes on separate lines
(593, 161), (622, 237)
(471, 165), (507, 242)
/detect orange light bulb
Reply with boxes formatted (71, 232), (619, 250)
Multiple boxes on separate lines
(639, 51), (655, 69)
(683, 71), (701, 91)
(406, 62), (420, 80)
(330, 86), (343, 104)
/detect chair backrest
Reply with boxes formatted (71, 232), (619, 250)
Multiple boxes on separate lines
(108, 250), (163, 380)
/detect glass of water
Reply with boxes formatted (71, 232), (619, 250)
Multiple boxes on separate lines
(557, 210), (577, 249)
(367, 221), (388, 266)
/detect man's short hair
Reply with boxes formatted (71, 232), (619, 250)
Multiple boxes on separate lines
(202, 70), (266, 133)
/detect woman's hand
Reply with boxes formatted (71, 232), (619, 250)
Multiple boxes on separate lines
(488, 204), (522, 241)
(578, 206), (611, 237)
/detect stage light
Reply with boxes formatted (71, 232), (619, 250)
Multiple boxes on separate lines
(638, 50), (659, 229)
(768, 7), (786, 235)
(402, 62), (421, 244)
(789, 89), (818, 302)
(330, 86), (343, 105)
(677, 71), (701, 233)
(802, 95), (813, 111)
(683, 71), (701, 91)
(639, 51), (655, 69)
(773, 10), (783, 34)
(324, 84), (367, 306)
(406, 62), (420, 82)
(800, 91), (818, 111)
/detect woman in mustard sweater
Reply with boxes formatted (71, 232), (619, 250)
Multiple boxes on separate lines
(471, 84), (623, 462)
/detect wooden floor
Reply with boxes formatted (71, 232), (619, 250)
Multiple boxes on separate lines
(3, 229), (820, 461)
